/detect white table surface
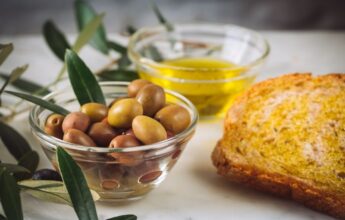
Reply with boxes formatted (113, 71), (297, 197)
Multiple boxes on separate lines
(1, 31), (345, 220)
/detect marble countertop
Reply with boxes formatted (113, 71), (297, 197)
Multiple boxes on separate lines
(1, 31), (345, 220)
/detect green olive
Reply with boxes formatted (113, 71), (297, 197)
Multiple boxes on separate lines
(63, 128), (96, 146)
(107, 98), (143, 128)
(136, 84), (165, 116)
(62, 112), (90, 133)
(44, 114), (64, 139)
(132, 115), (167, 144)
(88, 122), (119, 147)
(127, 79), (151, 97)
(108, 135), (142, 166)
(80, 103), (108, 122)
(155, 104), (191, 134)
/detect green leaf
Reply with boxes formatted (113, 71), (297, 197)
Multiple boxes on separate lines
(107, 215), (137, 220)
(0, 43), (13, 66)
(126, 26), (137, 35)
(43, 20), (71, 61)
(151, 1), (174, 31)
(0, 73), (50, 96)
(19, 180), (100, 206)
(0, 167), (23, 220)
(107, 41), (127, 54)
(75, 0), (108, 54)
(19, 180), (71, 205)
(5, 90), (70, 116)
(74, 0), (108, 54)
(0, 214), (6, 220)
(65, 49), (105, 105)
(57, 147), (98, 220)
(73, 13), (105, 52)
(0, 163), (30, 174)
(145, 46), (163, 62)
(74, 0), (107, 54)
(98, 69), (138, 82)
(118, 55), (132, 69)
(18, 150), (39, 173)
(0, 121), (31, 161)
(0, 64), (28, 97)
(1, 162), (33, 181)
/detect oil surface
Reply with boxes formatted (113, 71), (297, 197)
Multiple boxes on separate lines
(139, 57), (255, 118)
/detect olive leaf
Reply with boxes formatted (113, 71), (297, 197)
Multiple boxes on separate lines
(126, 26), (137, 35)
(145, 45), (163, 62)
(151, 1), (174, 31)
(53, 13), (105, 82)
(73, 13), (105, 52)
(0, 64), (29, 101)
(1, 163), (32, 181)
(57, 147), (98, 220)
(98, 69), (138, 82)
(43, 21), (71, 61)
(75, 0), (108, 54)
(0, 163), (30, 174)
(18, 150), (39, 173)
(19, 180), (72, 205)
(0, 167), (23, 220)
(0, 73), (51, 96)
(19, 180), (100, 206)
(118, 55), (132, 69)
(107, 215), (137, 220)
(107, 41), (127, 55)
(107, 41), (131, 68)
(5, 90), (70, 116)
(65, 49), (106, 105)
(0, 121), (31, 161)
(0, 43), (13, 66)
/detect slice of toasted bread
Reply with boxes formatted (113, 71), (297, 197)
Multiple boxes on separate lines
(212, 73), (345, 219)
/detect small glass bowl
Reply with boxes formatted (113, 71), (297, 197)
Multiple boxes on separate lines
(29, 82), (198, 201)
(128, 24), (269, 118)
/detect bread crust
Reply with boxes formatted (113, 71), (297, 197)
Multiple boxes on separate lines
(212, 73), (345, 219)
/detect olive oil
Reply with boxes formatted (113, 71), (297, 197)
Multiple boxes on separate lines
(139, 57), (255, 118)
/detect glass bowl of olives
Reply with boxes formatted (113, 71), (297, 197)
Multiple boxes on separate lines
(29, 81), (198, 201)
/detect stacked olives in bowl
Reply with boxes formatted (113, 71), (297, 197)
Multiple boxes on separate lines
(36, 80), (196, 200)
(44, 79), (191, 150)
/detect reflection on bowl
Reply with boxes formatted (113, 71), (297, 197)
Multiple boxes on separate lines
(30, 82), (198, 201)
(128, 23), (269, 118)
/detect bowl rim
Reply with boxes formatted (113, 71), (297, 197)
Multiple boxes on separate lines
(128, 23), (270, 74)
(29, 81), (198, 153)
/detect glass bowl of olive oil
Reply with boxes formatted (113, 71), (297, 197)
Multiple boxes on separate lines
(128, 24), (270, 118)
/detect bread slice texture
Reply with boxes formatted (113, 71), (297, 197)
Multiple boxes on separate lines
(212, 73), (345, 219)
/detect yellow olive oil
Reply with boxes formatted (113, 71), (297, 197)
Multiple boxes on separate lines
(139, 57), (255, 118)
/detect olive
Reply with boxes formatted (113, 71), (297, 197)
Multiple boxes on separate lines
(63, 128), (96, 146)
(139, 170), (162, 184)
(88, 122), (118, 147)
(44, 114), (64, 139)
(107, 98), (143, 128)
(132, 115), (167, 144)
(108, 135), (142, 166)
(109, 135), (141, 149)
(123, 128), (135, 137)
(32, 169), (62, 181)
(62, 112), (90, 133)
(136, 84), (165, 116)
(80, 103), (108, 123)
(98, 165), (122, 190)
(127, 79), (151, 97)
(155, 104), (191, 134)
